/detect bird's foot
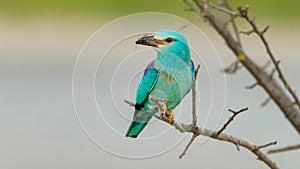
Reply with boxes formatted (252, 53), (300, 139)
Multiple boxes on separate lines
(149, 95), (173, 123)
(163, 110), (174, 124)
(154, 101), (167, 118)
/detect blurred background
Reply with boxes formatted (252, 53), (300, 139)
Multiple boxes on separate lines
(1, 0), (300, 168)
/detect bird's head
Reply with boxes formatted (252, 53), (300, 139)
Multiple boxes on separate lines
(136, 30), (190, 62)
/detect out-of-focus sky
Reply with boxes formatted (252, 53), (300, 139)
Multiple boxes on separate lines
(1, 0), (300, 169)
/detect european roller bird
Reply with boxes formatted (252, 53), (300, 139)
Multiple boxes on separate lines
(126, 30), (194, 138)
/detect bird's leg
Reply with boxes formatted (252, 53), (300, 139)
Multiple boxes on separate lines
(150, 100), (167, 119)
(149, 95), (173, 122)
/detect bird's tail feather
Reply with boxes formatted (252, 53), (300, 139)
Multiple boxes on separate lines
(126, 110), (152, 138)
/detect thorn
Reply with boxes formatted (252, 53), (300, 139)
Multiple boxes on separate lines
(260, 97), (271, 107)
(288, 101), (297, 106)
(268, 68), (276, 80)
(246, 82), (258, 89)
(223, 60), (241, 74)
(276, 60), (281, 65)
(262, 61), (271, 69)
(261, 25), (270, 35)
(240, 29), (254, 35)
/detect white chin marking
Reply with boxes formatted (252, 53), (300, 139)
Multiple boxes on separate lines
(157, 44), (163, 48)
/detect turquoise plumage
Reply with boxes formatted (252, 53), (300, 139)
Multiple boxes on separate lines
(126, 30), (194, 138)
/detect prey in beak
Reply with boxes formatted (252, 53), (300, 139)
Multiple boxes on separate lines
(135, 35), (164, 48)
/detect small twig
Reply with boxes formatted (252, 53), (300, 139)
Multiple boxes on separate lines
(183, 0), (201, 14)
(177, 15), (203, 32)
(260, 97), (271, 107)
(261, 25), (270, 35)
(262, 61), (271, 69)
(124, 100), (135, 107)
(268, 68), (276, 80)
(256, 141), (277, 150)
(240, 29), (255, 35)
(217, 107), (248, 135)
(179, 134), (197, 159)
(268, 143), (300, 154)
(246, 82), (258, 89)
(199, 0), (240, 16)
(245, 62), (272, 89)
(223, 0), (242, 47)
(217, 0), (228, 31)
(191, 0), (300, 135)
(223, 60), (242, 74)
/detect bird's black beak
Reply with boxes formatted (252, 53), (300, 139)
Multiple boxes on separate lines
(135, 35), (163, 48)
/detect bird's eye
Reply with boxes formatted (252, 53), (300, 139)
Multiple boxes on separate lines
(165, 37), (173, 43)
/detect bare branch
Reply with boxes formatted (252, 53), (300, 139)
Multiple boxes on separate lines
(155, 111), (279, 169)
(199, 0), (240, 16)
(179, 65), (200, 159)
(177, 15), (203, 31)
(268, 143), (300, 154)
(223, 0), (242, 47)
(217, 0), (228, 31)
(192, 65), (201, 126)
(183, 0), (201, 14)
(125, 100), (278, 168)
(179, 134), (197, 159)
(217, 107), (248, 135)
(192, 0), (300, 134)
(237, 6), (300, 111)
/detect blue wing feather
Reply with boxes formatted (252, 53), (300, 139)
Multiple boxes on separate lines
(135, 61), (158, 108)
(191, 60), (195, 77)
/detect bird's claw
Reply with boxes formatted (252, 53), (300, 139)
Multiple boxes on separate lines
(149, 95), (174, 123)
(164, 110), (174, 124)
(159, 103), (174, 124)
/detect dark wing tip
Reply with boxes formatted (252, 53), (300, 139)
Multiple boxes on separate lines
(126, 133), (138, 138)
